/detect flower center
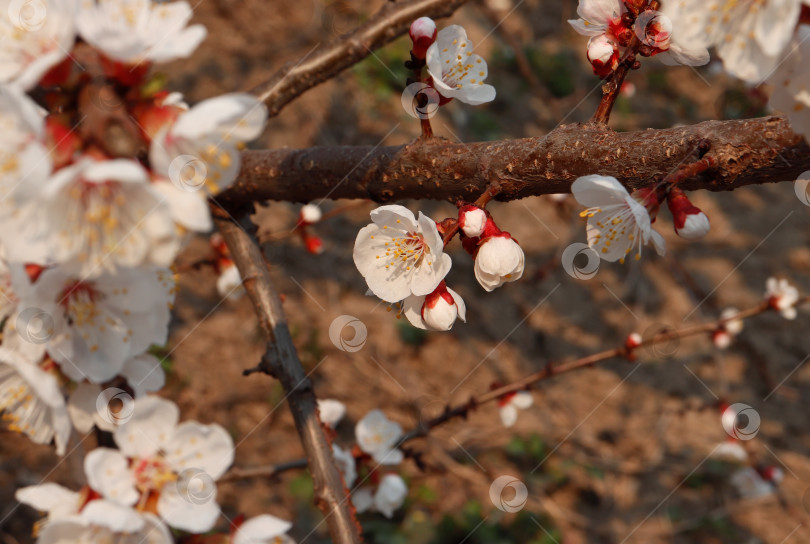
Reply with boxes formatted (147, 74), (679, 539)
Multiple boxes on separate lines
(132, 455), (176, 495)
(377, 231), (432, 271)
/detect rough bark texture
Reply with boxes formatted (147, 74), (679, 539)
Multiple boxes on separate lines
(217, 116), (810, 214)
(254, 0), (472, 117)
(212, 210), (361, 544)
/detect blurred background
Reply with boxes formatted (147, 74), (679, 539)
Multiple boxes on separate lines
(3, 1), (810, 543)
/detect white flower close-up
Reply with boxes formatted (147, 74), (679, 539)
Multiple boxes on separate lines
(76, 0), (207, 65)
(84, 395), (234, 533)
(425, 25), (496, 105)
(2, 158), (178, 275)
(0, 0), (77, 89)
(0, 347), (71, 454)
(663, 0), (802, 82)
(354, 474), (408, 519)
(572, 175), (666, 262)
(12, 266), (175, 383)
(353, 205), (452, 303)
(355, 409), (404, 465)
(232, 515), (295, 544)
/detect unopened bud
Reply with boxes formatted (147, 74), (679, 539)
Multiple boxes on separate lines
(668, 187), (710, 240)
(458, 205), (487, 238)
(409, 17), (438, 60)
(587, 35), (619, 78)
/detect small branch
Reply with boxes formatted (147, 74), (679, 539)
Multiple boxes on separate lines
(592, 1), (660, 125)
(227, 295), (808, 478)
(220, 458), (308, 482)
(211, 205), (361, 544)
(216, 115), (810, 213)
(252, 0), (473, 117)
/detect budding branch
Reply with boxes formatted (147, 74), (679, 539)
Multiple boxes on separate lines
(221, 296), (808, 482)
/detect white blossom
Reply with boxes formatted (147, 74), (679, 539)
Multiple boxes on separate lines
(354, 474), (408, 519)
(353, 205), (451, 303)
(0, 347), (71, 455)
(425, 25), (496, 105)
(84, 395), (234, 533)
(232, 515), (295, 544)
(0, 85), (51, 214)
(15, 482), (81, 520)
(217, 261), (244, 300)
(474, 234), (524, 291)
(768, 25), (810, 141)
(2, 158), (178, 275)
(568, 0), (625, 37)
(38, 503), (172, 544)
(664, 0), (802, 82)
(765, 277), (799, 319)
(150, 93), (267, 199)
(0, 0), (77, 89)
(572, 174), (665, 262)
(76, 0), (207, 65)
(318, 398), (346, 428)
(67, 354), (164, 433)
(499, 391), (533, 428)
(730, 466), (782, 498)
(12, 266), (175, 383)
(355, 409), (403, 465)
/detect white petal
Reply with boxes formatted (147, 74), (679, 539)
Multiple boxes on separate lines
(157, 484), (220, 533)
(84, 448), (139, 506)
(572, 175), (630, 207)
(234, 515), (293, 544)
(402, 294), (428, 330)
(114, 396), (179, 458)
(15, 483), (79, 518)
(500, 404), (518, 427)
(162, 421), (234, 480)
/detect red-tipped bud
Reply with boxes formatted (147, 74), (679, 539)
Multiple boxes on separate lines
(132, 102), (182, 143)
(587, 35), (620, 78)
(624, 332), (642, 360)
(458, 205), (487, 238)
(305, 235), (324, 254)
(420, 280), (464, 331)
(667, 187), (710, 240)
(409, 17), (438, 60)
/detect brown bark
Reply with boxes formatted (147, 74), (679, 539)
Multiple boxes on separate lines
(217, 115), (810, 214)
(212, 210), (361, 544)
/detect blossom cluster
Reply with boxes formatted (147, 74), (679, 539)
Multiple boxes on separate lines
(0, 0), (299, 541)
(568, 0), (810, 140)
(353, 204), (524, 332)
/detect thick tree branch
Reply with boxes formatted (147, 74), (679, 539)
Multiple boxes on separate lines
(253, 0), (472, 117)
(211, 207), (361, 544)
(218, 116), (810, 214)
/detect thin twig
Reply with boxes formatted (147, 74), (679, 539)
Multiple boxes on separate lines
(253, 0), (473, 117)
(224, 295), (808, 479)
